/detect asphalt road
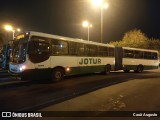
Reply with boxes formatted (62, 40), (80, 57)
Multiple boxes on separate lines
(0, 69), (160, 114)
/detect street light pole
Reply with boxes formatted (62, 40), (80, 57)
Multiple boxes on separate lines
(88, 26), (90, 41)
(101, 3), (109, 43)
(87, 24), (93, 41)
(82, 21), (92, 41)
(12, 30), (15, 40)
(101, 6), (103, 43)
(4, 25), (21, 40)
(91, 0), (109, 43)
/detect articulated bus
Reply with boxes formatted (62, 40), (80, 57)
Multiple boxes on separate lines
(9, 31), (159, 81)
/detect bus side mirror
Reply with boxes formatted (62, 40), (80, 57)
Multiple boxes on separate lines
(0, 54), (4, 63)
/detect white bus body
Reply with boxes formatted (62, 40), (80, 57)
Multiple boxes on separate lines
(9, 31), (159, 81)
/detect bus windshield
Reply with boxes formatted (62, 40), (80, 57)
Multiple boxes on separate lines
(10, 34), (28, 64)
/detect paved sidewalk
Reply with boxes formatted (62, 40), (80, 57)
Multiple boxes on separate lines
(40, 73), (160, 112)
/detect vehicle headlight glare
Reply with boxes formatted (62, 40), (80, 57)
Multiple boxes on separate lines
(22, 66), (26, 69)
(19, 65), (26, 71)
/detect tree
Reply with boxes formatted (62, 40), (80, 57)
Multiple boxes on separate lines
(110, 29), (149, 49)
(148, 38), (160, 58)
(148, 38), (160, 50)
(121, 29), (149, 48)
(109, 29), (160, 59)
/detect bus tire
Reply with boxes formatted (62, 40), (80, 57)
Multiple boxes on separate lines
(124, 70), (130, 73)
(104, 65), (111, 75)
(134, 65), (144, 73)
(51, 68), (64, 82)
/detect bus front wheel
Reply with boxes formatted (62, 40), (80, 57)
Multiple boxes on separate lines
(51, 68), (64, 82)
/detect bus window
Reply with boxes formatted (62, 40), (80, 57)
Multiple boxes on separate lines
(134, 51), (143, 59)
(152, 53), (158, 60)
(77, 43), (85, 56)
(144, 52), (152, 59)
(124, 49), (134, 58)
(69, 42), (78, 56)
(85, 45), (98, 57)
(52, 40), (68, 55)
(108, 47), (115, 57)
(11, 38), (28, 64)
(28, 36), (50, 63)
(98, 46), (108, 57)
(29, 37), (49, 55)
(36, 42), (49, 54)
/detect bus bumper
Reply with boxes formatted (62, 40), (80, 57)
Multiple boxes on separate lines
(9, 69), (52, 80)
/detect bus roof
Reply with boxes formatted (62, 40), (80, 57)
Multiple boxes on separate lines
(21, 31), (159, 53)
(26, 31), (115, 47)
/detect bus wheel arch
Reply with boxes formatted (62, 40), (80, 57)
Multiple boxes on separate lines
(51, 67), (65, 82)
(104, 64), (111, 75)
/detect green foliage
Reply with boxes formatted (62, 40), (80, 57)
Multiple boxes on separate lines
(109, 29), (160, 50)
(110, 29), (149, 48)
(148, 38), (160, 50)
(148, 38), (160, 57)
(109, 29), (160, 59)
(121, 29), (149, 48)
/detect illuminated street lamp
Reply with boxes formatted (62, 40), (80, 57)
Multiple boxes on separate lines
(4, 25), (13, 31)
(92, 0), (104, 7)
(92, 0), (109, 43)
(4, 25), (21, 39)
(82, 21), (93, 41)
(17, 28), (21, 32)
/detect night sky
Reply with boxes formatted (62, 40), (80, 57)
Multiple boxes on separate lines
(0, 0), (160, 43)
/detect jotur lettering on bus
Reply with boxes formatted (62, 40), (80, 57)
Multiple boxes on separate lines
(79, 58), (101, 65)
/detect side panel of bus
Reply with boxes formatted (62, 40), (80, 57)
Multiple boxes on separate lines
(50, 56), (80, 75)
(122, 48), (159, 71)
(78, 57), (115, 74)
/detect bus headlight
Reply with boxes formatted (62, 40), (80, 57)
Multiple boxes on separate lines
(19, 65), (26, 71)
(22, 65), (26, 69)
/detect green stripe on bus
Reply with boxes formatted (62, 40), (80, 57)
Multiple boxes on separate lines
(66, 65), (115, 75)
(123, 65), (158, 70)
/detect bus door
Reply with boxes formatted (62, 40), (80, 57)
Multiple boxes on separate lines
(115, 47), (123, 70)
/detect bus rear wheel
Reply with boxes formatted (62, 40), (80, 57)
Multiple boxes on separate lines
(51, 68), (64, 82)
(134, 65), (144, 73)
(104, 65), (111, 75)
